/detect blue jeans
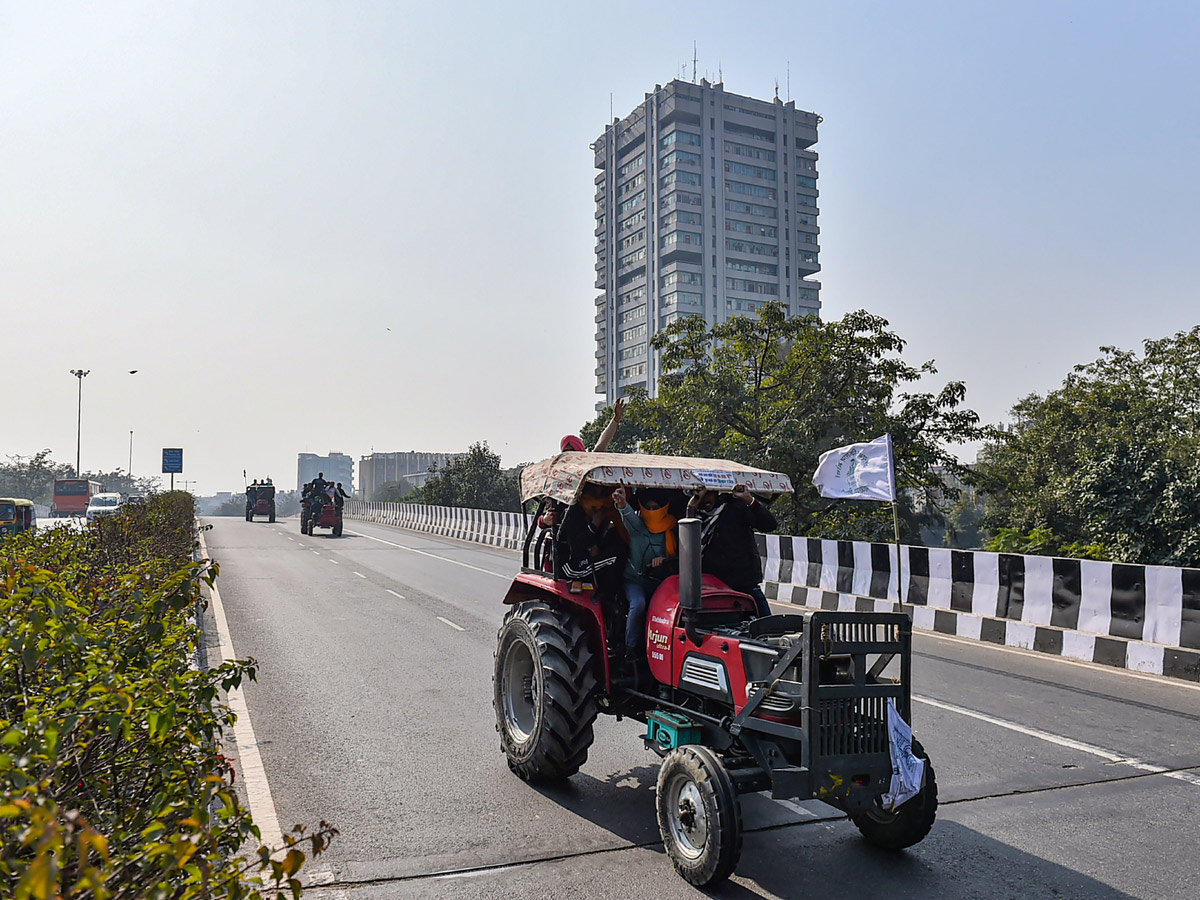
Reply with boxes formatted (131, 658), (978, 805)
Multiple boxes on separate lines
(744, 584), (770, 618)
(625, 579), (650, 653)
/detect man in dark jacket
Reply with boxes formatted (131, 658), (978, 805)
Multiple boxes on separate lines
(688, 483), (777, 617)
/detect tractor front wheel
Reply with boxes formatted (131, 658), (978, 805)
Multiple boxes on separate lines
(850, 739), (938, 850)
(656, 745), (743, 886)
(493, 600), (597, 782)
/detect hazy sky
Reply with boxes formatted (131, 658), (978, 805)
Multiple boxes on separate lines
(3, 1), (1197, 494)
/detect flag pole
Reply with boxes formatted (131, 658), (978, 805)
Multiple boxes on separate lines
(887, 434), (903, 605)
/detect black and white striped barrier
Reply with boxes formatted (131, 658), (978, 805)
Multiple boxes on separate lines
(344, 501), (526, 551)
(758, 535), (1200, 682)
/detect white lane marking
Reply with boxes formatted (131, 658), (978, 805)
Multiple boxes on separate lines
(328, 559), (339, 565)
(385, 589), (405, 600)
(353, 571), (367, 579)
(437, 616), (466, 632)
(311, 550), (320, 555)
(914, 695), (1200, 787)
(775, 799), (819, 819)
(286, 537), (294, 542)
(197, 529), (285, 851)
(346, 529), (510, 579)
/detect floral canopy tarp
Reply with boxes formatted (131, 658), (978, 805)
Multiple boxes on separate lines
(519, 452), (794, 505)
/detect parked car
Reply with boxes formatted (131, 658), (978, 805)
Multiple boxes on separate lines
(86, 492), (124, 523)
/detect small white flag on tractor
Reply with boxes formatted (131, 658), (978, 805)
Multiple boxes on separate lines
(811, 435), (897, 502)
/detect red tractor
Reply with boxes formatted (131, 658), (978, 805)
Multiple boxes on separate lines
(494, 453), (936, 886)
(301, 492), (343, 536)
(245, 482), (276, 523)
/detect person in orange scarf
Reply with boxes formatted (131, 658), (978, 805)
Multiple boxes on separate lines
(612, 486), (678, 658)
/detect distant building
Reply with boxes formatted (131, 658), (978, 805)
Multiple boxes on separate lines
(592, 78), (821, 405)
(297, 452), (354, 494)
(358, 451), (463, 500)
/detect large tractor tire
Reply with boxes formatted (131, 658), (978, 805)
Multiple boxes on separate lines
(269, 510), (276, 523)
(332, 520), (342, 536)
(656, 745), (743, 886)
(850, 739), (938, 850)
(493, 600), (597, 783)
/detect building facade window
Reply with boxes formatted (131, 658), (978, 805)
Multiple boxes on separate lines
(725, 180), (776, 200)
(726, 238), (778, 257)
(617, 172), (645, 195)
(619, 286), (646, 307)
(795, 155), (816, 171)
(725, 160), (776, 181)
(798, 231), (817, 244)
(726, 219), (776, 237)
(619, 343), (646, 361)
(726, 260), (777, 275)
(724, 141), (775, 162)
(661, 209), (702, 229)
(661, 149), (701, 169)
(660, 230), (702, 249)
(661, 270), (703, 287)
(661, 170), (703, 188)
(619, 362), (647, 380)
(619, 208), (646, 233)
(661, 290), (704, 309)
(724, 122), (775, 143)
(799, 287), (819, 302)
(660, 130), (701, 149)
(795, 194), (817, 208)
(618, 229), (646, 251)
(799, 251), (818, 264)
(618, 304), (646, 324)
(619, 323), (647, 343)
(619, 247), (646, 268)
(618, 152), (645, 178)
(619, 190), (645, 213)
(725, 276), (778, 295)
(725, 199), (776, 218)
(795, 175), (818, 189)
(723, 104), (776, 121)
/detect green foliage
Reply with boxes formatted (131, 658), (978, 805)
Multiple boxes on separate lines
(81, 468), (162, 497)
(0, 491), (336, 897)
(373, 479), (414, 503)
(983, 526), (1109, 560)
(0, 450), (74, 503)
(590, 305), (989, 540)
(942, 491), (985, 549)
(213, 494), (248, 516)
(410, 442), (522, 512)
(978, 326), (1200, 566)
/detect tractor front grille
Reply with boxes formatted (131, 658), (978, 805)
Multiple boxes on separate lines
(816, 695), (889, 757)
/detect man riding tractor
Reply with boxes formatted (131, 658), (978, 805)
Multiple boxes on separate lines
(494, 451), (936, 886)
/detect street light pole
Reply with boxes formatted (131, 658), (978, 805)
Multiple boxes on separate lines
(128, 430), (134, 478)
(69, 369), (90, 478)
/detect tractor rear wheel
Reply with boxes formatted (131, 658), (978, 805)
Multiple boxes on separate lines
(269, 511), (275, 523)
(850, 739), (938, 850)
(333, 521), (342, 536)
(656, 745), (743, 886)
(493, 600), (597, 782)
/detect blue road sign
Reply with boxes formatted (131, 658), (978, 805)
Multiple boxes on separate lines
(162, 448), (183, 474)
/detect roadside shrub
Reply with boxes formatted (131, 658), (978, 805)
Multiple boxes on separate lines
(0, 492), (334, 898)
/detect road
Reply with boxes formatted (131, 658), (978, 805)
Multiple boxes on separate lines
(201, 516), (1200, 900)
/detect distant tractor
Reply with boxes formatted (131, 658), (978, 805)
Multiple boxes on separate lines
(301, 490), (342, 536)
(246, 482), (276, 523)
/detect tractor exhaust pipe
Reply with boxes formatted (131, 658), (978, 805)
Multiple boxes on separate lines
(678, 518), (703, 644)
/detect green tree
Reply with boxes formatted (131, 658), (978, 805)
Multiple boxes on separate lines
(374, 478), (414, 502)
(82, 467), (162, 496)
(978, 326), (1200, 566)
(414, 442), (522, 511)
(0, 449), (75, 502)
(595, 305), (988, 540)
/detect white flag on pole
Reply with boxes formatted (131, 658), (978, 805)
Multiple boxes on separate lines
(811, 435), (896, 502)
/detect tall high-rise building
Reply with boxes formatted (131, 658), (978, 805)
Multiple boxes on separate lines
(297, 452), (354, 494)
(592, 79), (821, 404)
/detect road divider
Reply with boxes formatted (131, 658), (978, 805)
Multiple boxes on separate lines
(346, 500), (1199, 682)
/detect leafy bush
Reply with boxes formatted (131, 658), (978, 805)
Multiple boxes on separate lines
(0, 492), (334, 898)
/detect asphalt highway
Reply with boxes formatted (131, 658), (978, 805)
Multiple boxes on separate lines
(200, 517), (1200, 900)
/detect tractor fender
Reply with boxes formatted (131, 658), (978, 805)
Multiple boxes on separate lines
(501, 572), (613, 691)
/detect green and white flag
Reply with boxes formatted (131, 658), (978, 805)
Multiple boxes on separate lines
(811, 435), (896, 502)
